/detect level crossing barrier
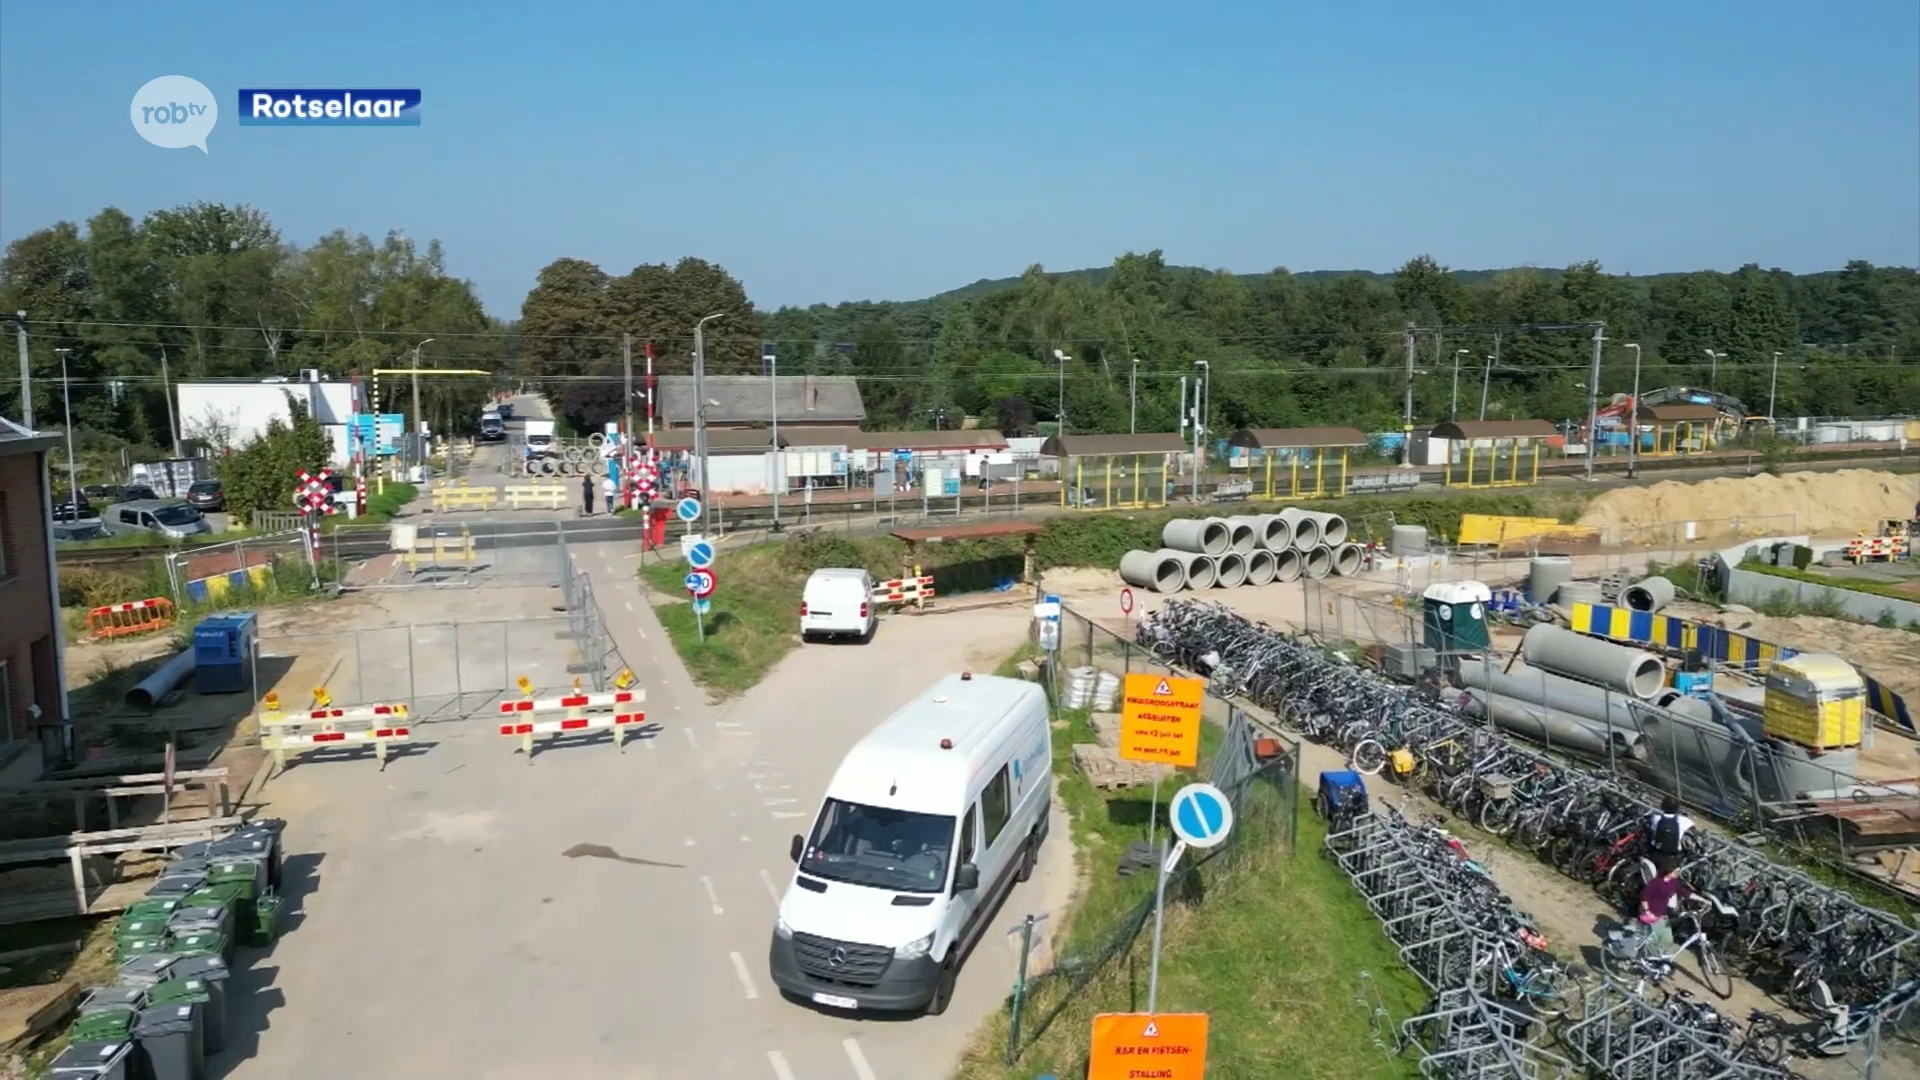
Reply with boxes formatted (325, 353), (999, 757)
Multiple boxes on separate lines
(497, 685), (647, 759)
(502, 483), (569, 510)
(87, 598), (175, 640)
(432, 484), (499, 513)
(256, 690), (412, 772)
(870, 575), (936, 606)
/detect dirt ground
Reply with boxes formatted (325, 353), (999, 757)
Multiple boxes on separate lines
(1579, 469), (1920, 540)
(1669, 600), (1920, 705)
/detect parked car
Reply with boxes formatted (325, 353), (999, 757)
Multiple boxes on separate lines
(186, 479), (225, 512)
(53, 521), (108, 542)
(799, 568), (878, 643)
(120, 484), (160, 502)
(105, 499), (211, 541)
(51, 490), (92, 522)
(82, 484), (125, 503)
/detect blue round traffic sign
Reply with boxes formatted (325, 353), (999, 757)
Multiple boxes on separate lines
(687, 540), (716, 569)
(1169, 783), (1234, 849)
(676, 497), (702, 522)
(684, 568), (716, 599)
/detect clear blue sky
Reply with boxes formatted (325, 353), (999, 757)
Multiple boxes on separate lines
(2, 1), (1915, 317)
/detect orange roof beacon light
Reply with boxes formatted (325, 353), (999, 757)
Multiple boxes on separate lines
(961, 671), (973, 681)
(940, 738), (954, 750)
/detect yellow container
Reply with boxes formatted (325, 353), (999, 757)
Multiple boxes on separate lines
(1763, 654), (1865, 751)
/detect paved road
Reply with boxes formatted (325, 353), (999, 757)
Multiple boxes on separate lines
(227, 535), (1070, 1080)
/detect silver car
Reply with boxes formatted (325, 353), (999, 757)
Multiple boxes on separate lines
(106, 499), (211, 540)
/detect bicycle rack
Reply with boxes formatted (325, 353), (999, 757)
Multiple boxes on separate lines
(1559, 980), (1795, 1080)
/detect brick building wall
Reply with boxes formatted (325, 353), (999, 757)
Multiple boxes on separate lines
(0, 451), (59, 743)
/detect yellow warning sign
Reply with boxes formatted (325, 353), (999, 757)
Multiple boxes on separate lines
(1088, 1012), (1210, 1080)
(1119, 673), (1204, 768)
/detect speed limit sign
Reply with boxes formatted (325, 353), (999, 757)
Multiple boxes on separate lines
(1120, 587), (1135, 616)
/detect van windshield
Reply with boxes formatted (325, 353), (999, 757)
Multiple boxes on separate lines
(800, 798), (955, 894)
(153, 504), (201, 526)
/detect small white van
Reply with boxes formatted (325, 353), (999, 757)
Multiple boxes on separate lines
(799, 568), (877, 643)
(769, 672), (1052, 1016)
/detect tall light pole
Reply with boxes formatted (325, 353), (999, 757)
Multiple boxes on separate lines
(1191, 359), (1210, 499)
(1623, 343), (1642, 478)
(10, 312), (29, 429)
(1051, 349), (1071, 435)
(692, 313), (726, 498)
(1478, 332), (1502, 420)
(1583, 324), (1606, 481)
(768, 344), (781, 527)
(1451, 349), (1469, 420)
(409, 337), (434, 469)
(1703, 349), (1722, 392)
(1129, 358), (1140, 434)
(54, 348), (77, 502)
(1768, 350), (1781, 422)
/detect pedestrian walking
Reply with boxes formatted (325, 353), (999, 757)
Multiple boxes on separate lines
(603, 475), (617, 515)
(581, 473), (595, 516)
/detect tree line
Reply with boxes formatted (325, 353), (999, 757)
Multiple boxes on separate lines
(5, 201), (1916, 449)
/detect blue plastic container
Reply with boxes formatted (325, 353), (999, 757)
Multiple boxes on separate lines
(192, 613), (257, 694)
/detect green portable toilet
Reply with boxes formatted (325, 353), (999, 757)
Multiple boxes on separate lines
(1422, 580), (1492, 655)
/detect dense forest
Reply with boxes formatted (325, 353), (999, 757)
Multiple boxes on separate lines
(4, 201), (1916, 450)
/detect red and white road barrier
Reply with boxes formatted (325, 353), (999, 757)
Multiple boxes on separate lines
(870, 575), (936, 604)
(258, 700), (412, 772)
(497, 688), (649, 759)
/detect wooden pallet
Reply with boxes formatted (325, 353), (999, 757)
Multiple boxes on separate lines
(0, 980), (80, 1050)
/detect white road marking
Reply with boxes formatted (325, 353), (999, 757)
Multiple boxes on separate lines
(685, 837), (697, 847)
(624, 600), (633, 611)
(763, 797), (798, 806)
(700, 875), (724, 914)
(771, 811), (808, 820)
(729, 951), (760, 1000)
(740, 834), (751, 842)
(766, 1051), (796, 1080)
(684, 728), (700, 748)
(759, 869), (781, 904)
(638, 626), (648, 639)
(843, 1038), (878, 1080)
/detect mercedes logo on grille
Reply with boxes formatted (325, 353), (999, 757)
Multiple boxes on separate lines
(828, 947), (848, 967)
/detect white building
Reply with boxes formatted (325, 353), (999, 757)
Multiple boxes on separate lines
(176, 372), (362, 465)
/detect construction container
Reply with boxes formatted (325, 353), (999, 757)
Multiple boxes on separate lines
(191, 613), (257, 694)
(1763, 653), (1866, 751)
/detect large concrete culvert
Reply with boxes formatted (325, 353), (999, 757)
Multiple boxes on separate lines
(1243, 548), (1277, 586)
(1119, 549), (1188, 593)
(1212, 552), (1248, 588)
(1301, 545), (1334, 579)
(1162, 518), (1230, 556)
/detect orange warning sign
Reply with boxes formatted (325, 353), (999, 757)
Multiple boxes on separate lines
(1088, 1012), (1210, 1080)
(1119, 673), (1204, 768)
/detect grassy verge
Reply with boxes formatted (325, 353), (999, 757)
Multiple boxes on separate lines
(1740, 559), (1920, 610)
(642, 543), (806, 697)
(361, 481), (417, 522)
(951, 665), (1425, 1080)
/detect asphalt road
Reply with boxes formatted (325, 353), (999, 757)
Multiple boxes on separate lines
(227, 533), (1071, 1080)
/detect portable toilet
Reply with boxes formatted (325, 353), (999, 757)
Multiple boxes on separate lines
(1763, 653), (1866, 751)
(1422, 580), (1492, 655)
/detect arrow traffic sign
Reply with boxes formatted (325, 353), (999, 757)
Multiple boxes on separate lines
(691, 597), (712, 615)
(676, 497), (702, 522)
(684, 568), (716, 599)
(686, 540), (716, 569)
(1168, 782), (1234, 850)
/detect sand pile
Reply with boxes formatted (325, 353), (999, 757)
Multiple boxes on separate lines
(1579, 470), (1920, 541)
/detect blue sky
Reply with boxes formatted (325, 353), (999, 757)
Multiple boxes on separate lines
(2, 1), (1915, 316)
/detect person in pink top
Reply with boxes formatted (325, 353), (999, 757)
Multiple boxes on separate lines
(1638, 857), (1692, 951)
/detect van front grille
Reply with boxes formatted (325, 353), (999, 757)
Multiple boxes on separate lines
(792, 933), (892, 986)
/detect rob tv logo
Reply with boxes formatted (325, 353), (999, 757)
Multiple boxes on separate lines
(129, 75), (218, 152)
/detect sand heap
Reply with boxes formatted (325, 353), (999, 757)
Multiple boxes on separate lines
(1578, 470), (1920, 541)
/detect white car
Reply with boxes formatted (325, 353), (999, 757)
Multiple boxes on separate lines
(800, 568), (877, 643)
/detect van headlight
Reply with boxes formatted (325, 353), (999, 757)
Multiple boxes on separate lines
(895, 932), (934, 960)
(774, 916), (794, 940)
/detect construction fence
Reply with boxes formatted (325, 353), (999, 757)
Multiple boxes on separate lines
(1000, 604), (1300, 1067)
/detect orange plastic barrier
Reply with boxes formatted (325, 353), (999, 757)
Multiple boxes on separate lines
(88, 597), (176, 640)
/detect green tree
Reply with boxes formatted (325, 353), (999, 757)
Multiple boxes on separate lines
(219, 400), (334, 518)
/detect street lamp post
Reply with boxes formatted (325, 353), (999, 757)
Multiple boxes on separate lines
(768, 344), (780, 528)
(1191, 360), (1210, 500)
(1768, 350), (1781, 422)
(1130, 358), (1140, 434)
(1052, 349), (1071, 436)
(1451, 349), (1469, 420)
(1479, 355), (1496, 420)
(409, 337), (434, 470)
(1703, 349), (1722, 392)
(54, 348), (76, 504)
(692, 313), (726, 500)
(1623, 343), (1642, 478)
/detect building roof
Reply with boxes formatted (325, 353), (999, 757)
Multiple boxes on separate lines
(0, 416), (60, 457)
(1428, 420), (1558, 440)
(1638, 403), (1723, 423)
(1039, 433), (1189, 457)
(656, 375), (865, 426)
(782, 427), (1008, 451)
(1226, 426), (1370, 450)
(647, 429), (780, 452)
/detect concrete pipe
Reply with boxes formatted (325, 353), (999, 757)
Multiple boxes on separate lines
(588, 432), (607, 448)
(1330, 543), (1364, 577)
(1162, 518), (1230, 555)
(1223, 516), (1261, 555)
(1520, 623), (1667, 699)
(1212, 552), (1248, 588)
(1460, 659), (1666, 734)
(1556, 581), (1604, 606)
(1277, 508), (1320, 551)
(125, 649), (197, 710)
(591, 459), (609, 476)
(1302, 545), (1334, 579)
(1389, 524), (1429, 555)
(1271, 548), (1303, 583)
(1180, 551), (1217, 590)
(1120, 550), (1188, 593)
(1463, 689), (1648, 763)
(1529, 556), (1575, 606)
(1256, 514), (1294, 552)
(1622, 575), (1677, 614)
(1244, 548), (1277, 586)
(1298, 510), (1349, 547)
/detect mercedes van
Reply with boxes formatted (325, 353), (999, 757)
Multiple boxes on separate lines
(769, 672), (1052, 1016)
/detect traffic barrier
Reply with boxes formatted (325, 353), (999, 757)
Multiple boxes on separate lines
(390, 524), (478, 574)
(502, 484), (569, 511)
(497, 686), (648, 759)
(870, 575), (936, 605)
(184, 564), (272, 603)
(256, 690), (412, 772)
(88, 598), (176, 640)
(1846, 534), (1909, 563)
(432, 485), (499, 512)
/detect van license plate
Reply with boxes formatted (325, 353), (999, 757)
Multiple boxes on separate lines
(812, 992), (858, 1010)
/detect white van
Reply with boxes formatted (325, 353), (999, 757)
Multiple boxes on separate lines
(799, 567), (877, 643)
(769, 672), (1052, 1016)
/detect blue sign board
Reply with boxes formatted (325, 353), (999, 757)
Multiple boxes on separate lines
(691, 597), (712, 615)
(683, 572), (706, 593)
(348, 413), (406, 456)
(1169, 783), (1235, 850)
(686, 541), (715, 569)
(676, 497), (702, 522)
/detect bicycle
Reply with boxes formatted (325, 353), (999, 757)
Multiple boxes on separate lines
(1601, 892), (1738, 999)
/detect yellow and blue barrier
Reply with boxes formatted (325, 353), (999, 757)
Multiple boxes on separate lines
(185, 564), (272, 603)
(1567, 601), (1912, 734)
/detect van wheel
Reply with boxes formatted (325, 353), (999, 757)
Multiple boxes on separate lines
(1016, 833), (1039, 883)
(925, 959), (957, 1017)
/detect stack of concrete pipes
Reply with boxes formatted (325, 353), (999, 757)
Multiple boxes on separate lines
(1117, 510), (1366, 594)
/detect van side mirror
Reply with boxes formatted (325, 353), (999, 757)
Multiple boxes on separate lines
(953, 863), (980, 892)
(789, 835), (804, 864)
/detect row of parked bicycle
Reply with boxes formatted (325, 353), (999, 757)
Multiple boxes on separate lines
(1331, 804), (1794, 1078)
(1135, 600), (1919, 1065)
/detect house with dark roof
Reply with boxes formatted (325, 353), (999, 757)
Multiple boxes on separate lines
(655, 375), (866, 431)
(0, 417), (68, 769)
